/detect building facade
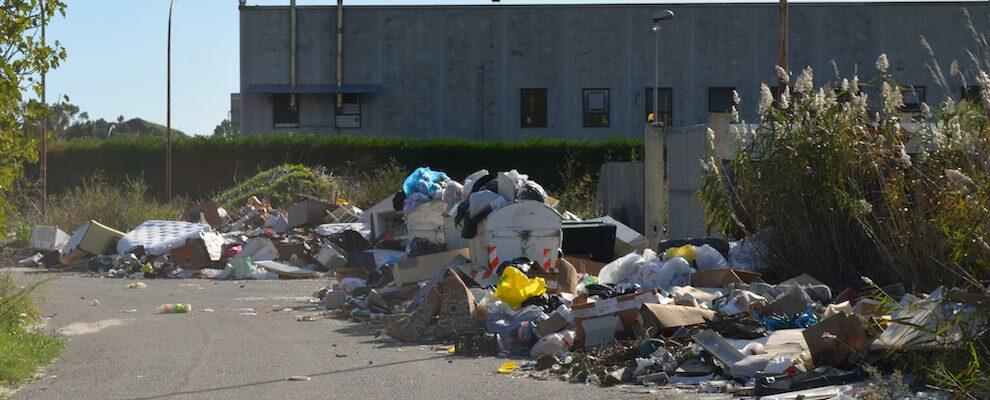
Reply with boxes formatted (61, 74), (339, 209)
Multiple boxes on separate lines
(238, 2), (989, 139)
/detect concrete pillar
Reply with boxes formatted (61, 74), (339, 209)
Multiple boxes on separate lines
(710, 113), (731, 160)
(644, 123), (666, 250)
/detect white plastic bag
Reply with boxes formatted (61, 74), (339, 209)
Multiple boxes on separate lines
(650, 257), (695, 291)
(598, 249), (659, 285)
(530, 330), (576, 358)
(694, 244), (729, 271)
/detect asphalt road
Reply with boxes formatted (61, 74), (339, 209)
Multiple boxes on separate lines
(5, 267), (722, 400)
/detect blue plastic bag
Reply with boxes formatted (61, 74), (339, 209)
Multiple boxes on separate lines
(402, 167), (450, 198)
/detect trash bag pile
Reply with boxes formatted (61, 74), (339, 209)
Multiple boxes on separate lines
(15, 166), (985, 399)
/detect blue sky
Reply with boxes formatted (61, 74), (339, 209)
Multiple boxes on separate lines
(47, 0), (977, 136)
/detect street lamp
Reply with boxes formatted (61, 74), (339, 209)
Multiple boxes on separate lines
(651, 9), (674, 128)
(166, 0), (174, 201)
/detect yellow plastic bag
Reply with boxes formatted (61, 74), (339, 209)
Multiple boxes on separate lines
(493, 266), (547, 309)
(663, 244), (695, 263)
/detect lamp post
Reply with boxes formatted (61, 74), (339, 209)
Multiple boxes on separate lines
(40, 0), (47, 219)
(651, 10), (674, 128)
(166, 0), (174, 201)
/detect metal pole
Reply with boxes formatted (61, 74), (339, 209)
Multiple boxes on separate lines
(778, 0), (788, 94)
(166, 0), (174, 201)
(654, 27), (660, 126)
(40, 0), (47, 219)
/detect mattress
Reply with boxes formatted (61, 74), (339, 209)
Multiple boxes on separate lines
(117, 220), (212, 256)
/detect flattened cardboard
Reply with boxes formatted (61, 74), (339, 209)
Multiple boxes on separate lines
(692, 329), (746, 367)
(392, 248), (471, 286)
(803, 312), (867, 367)
(536, 312), (570, 337)
(638, 304), (715, 336)
(691, 268), (762, 288)
(64, 220), (124, 256)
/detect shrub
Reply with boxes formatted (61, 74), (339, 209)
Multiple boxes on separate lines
(215, 163), (344, 208)
(699, 15), (990, 396)
(342, 159), (407, 209)
(8, 176), (183, 233)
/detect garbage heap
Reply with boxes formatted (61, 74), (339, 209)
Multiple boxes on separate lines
(17, 166), (987, 398)
(19, 193), (374, 281)
(308, 167), (986, 398)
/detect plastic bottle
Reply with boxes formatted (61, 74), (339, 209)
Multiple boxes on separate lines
(159, 303), (191, 314)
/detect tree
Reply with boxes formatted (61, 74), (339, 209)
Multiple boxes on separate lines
(1, 0), (67, 229)
(212, 118), (238, 139)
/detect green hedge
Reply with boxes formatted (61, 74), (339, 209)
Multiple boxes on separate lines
(31, 135), (643, 199)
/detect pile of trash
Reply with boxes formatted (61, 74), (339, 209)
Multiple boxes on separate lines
(16, 166), (988, 399)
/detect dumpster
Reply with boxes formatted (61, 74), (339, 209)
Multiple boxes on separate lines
(404, 199), (448, 243)
(467, 200), (562, 285)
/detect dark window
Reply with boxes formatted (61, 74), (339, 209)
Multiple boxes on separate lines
(335, 93), (361, 128)
(520, 89), (548, 128)
(708, 87), (736, 113)
(645, 87), (673, 127)
(900, 86), (925, 113)
(962, 86), (982, 104)
(273, 93), (299, 126)
(583, 88), (609, 127)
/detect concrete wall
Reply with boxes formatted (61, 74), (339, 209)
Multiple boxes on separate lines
(240, 2), (989, 138)
(596, 162), (645, 232)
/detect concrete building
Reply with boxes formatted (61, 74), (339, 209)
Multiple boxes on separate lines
(238, 2), (989, 139)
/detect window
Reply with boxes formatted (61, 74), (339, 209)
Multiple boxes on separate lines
(335, 93), (361, 128)
(583, 88), (609, 127)
(520, 89), (548, 128)
(962, 86), (982, 104)
(708, 87), (736, 113)
(900, 86), (926, 113)
(645, 87), (673, 127)
(273, 93), (299, 127)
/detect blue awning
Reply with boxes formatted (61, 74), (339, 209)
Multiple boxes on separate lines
(247, 83), (380, 94)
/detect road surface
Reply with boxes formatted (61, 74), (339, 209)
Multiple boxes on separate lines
(5, 267), (721, 400)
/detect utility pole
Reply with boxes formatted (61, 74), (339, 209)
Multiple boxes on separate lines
(40, 0), (47, 219)
(778, 0), (788, 94)
(166, 0), (174, 201)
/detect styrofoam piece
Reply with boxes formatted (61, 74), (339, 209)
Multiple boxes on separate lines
(30, 226), (69, 251)
(117, 220), (212, 256)
(315, 222), (371, 239)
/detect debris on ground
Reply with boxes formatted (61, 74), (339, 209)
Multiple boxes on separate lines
(8, 165), (979, 398)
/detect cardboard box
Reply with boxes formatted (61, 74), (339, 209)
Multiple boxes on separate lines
(287, 198), (334, 228)
(63, 220), (124, 256)
(30, 226), (69, 252)
(274, 241), (311, 262)
(582, 315), (621, 349)
(803, 312), (867, 367)
(638, 304), (715, 337)
(573, 289), (664, 344)
(170, 238), (218, 270)
(691, 268), (762, 288)
(563, 256), (607, 276)
(392, 248), (471, 286)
